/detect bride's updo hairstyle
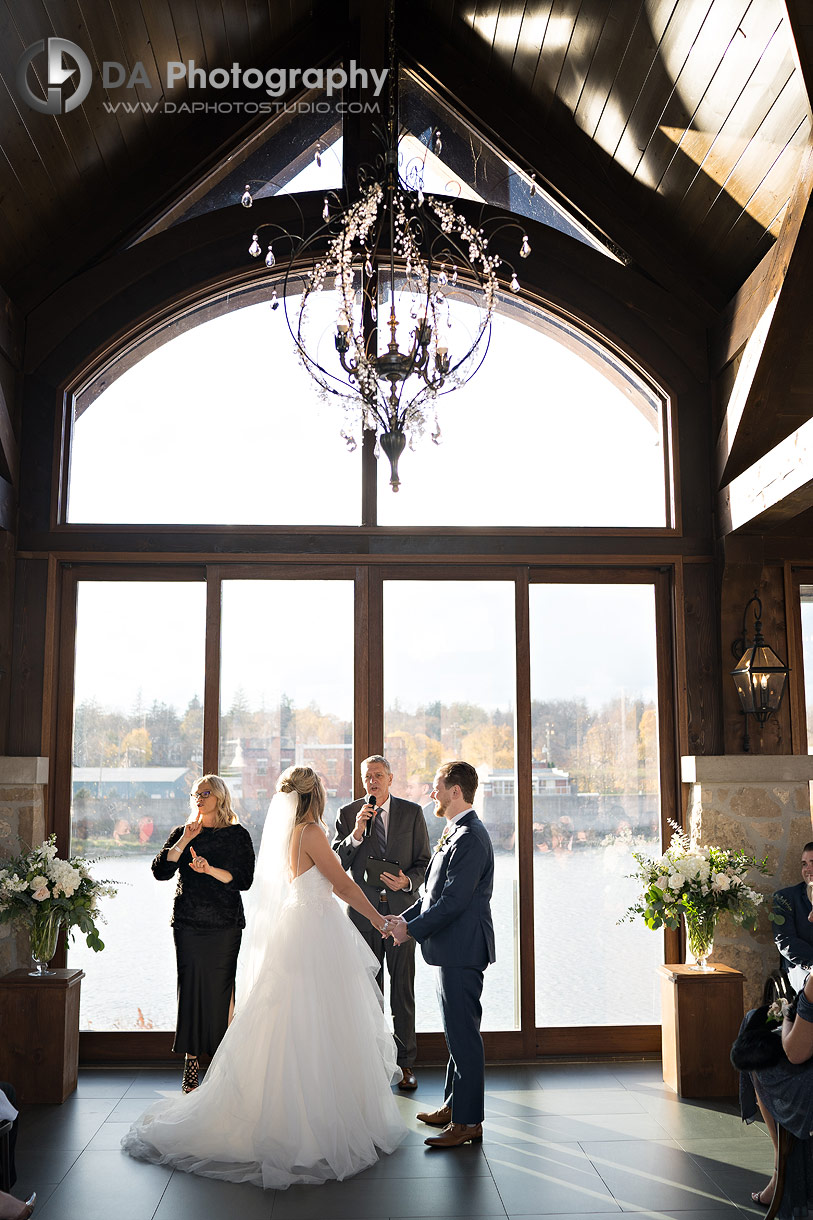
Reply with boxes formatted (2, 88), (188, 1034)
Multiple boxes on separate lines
(276, 766), (327, 829)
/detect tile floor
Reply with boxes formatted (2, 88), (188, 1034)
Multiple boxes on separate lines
(10, 1061), (773, 1220)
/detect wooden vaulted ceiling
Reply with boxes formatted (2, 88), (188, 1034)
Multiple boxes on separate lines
(0, 0), (810, 316)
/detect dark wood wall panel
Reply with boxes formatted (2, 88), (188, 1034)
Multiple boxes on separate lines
(0, 281), (21, 754)
(8, 557), (48, 755)
(719, 543), (791, 755)
(682, 561), (723, 754)
(0, 531), (14, 752)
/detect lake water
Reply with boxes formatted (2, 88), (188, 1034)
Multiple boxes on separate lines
(69, 843), (662, 1033)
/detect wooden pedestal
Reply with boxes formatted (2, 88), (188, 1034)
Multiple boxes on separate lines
(0, 968), (84, 1104)
(658, 963), (743, 1099)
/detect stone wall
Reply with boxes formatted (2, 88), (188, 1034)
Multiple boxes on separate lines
(681, 755), (813, 1009)
(0, 757), (48, 975)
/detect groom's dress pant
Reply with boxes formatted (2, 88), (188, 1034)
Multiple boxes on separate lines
(355, 918), (417, 1069)
(437, 966), (485, 1125)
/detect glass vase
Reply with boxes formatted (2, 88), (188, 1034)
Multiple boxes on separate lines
(684, 911), (716, 972)
(28, 909), (63, 976)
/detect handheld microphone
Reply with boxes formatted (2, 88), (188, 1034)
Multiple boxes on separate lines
(362, 795), (378, 839)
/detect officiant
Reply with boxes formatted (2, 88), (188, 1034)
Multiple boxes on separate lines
(333, 754), (431, 1090)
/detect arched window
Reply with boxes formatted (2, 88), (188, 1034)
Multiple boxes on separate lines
(67, 290), (669, 527)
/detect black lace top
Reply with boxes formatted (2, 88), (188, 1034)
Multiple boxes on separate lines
(152, 824), (256, 930)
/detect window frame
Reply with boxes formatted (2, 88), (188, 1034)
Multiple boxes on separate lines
(53, 559), (677, 1063)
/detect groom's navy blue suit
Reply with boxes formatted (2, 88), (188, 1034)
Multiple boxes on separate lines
(402, 810), (495, 1124)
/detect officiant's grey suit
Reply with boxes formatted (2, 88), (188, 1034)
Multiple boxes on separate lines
(333, 795), (431, 1070)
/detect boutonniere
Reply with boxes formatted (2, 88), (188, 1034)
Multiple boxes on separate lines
(434, 826), (452, 853)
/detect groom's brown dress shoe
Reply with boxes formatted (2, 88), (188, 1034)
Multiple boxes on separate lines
(425, 1122), (483, 1147)
(398, 1067), (418, 1089)
(416, 1105), (451, 1127)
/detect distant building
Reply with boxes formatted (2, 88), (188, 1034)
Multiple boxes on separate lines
(480, 764), (576, 798)
(222, 737), (353, 801)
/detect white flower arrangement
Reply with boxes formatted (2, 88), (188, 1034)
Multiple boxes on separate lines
(0, 834), (118, 952)
(620, 823), (778, 934)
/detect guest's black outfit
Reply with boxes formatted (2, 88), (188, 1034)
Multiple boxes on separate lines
(739, 991), (813, 1218)
(152, 824), (255, 1057)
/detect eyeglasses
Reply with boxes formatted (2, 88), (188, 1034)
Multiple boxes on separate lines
(192, 790), (212, 800)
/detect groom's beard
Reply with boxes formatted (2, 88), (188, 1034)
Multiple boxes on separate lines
(434, 799), (448, 819)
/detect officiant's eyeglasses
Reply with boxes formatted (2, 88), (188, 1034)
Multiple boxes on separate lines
(192, 790), (212, 800)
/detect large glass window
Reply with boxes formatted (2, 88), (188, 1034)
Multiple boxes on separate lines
(68, 294), (361, 526)
(530, 583), (662, 1027)
(378, 298), (666, 527)
(383, 580), (518, 1031)
(67, 296), (667, 530)
(69, 581), (206, 1031)
(218, 580), (355, 833)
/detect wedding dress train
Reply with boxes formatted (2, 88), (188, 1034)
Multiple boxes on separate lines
(122, 865), (406, 1188)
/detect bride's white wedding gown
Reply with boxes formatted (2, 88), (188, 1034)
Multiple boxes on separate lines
(122, 865), (407, 1188)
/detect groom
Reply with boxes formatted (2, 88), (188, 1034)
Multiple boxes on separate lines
(388, 760), (495, 1147)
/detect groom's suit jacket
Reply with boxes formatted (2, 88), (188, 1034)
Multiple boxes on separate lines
(773, 880), (813, 970)
(402, 810), (495, 969)
(332, 795), (431, 920)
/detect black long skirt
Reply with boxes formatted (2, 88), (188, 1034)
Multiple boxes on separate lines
(172, 926), (242, 1057)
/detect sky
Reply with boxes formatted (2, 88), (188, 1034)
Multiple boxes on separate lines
(73, 578), (658, 721)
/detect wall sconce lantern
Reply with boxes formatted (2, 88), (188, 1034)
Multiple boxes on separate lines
(730, 591), (789, 753)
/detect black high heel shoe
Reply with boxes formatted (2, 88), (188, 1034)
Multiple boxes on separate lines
(181, 1055), (199, 1093)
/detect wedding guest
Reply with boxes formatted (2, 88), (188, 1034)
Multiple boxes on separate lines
(740, 968), (813, 1212)
(773, 842), (813, 990)
(389, 760), (495, 1147)
(152, 775), (255, 1093)
(333, 755), (430, 1089)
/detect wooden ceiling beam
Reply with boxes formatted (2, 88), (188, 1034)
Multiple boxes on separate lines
(718, 411), (813, 535)
(713, 141), (813, 489)
(784, 0), (813, 121)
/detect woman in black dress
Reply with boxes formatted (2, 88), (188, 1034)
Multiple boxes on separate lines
(741, 969), (813, 1213)
(152, 775), (255, 1093)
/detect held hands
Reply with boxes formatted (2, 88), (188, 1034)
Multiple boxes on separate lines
(381, 915), (409, 945)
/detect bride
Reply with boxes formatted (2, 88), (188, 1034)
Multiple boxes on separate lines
(122, 766), (407, 1188)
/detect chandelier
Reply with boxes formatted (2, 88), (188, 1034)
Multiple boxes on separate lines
(240, 2), (531, 491)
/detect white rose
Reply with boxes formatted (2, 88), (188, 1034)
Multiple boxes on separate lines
(32, 886), (49, 901)
(668, 873), (685, 890)
(29, 875), (48, 892)
(712, 873), (730, 892)
(654, 875), (669, 891)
